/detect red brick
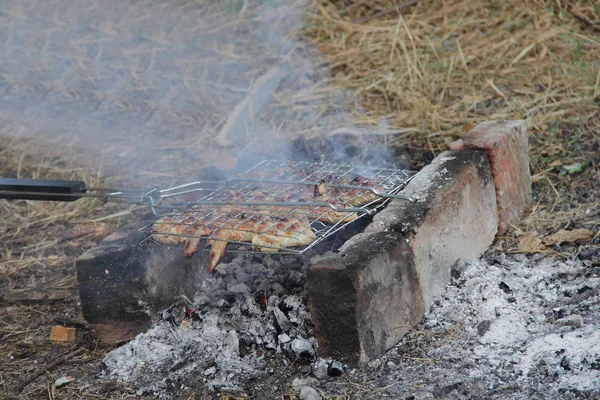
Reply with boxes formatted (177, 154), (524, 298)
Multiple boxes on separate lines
(50, 326), (76, 342)
(308, 150), (499, 364)
(450, 120), (531, 235)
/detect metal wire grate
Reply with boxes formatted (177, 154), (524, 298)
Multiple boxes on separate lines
(143, 160), (417, 255)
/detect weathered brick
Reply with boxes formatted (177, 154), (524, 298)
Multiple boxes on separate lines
(76, 223), (206, 343)
(308, 231), (424, 365)
(308, 150), (499, 364)
(450, 120), (531, 235)
(367, 149), (499, 310)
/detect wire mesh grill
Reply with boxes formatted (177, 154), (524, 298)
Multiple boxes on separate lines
(144, 160), (417, 255)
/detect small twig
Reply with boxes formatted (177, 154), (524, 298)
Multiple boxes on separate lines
(353, 0), (419, 24)
(565, 3), (600, 33)
(542, 169), (561, 200)
(51, 317), (93, 331)
(1, 289), (70, 305)
(16, 348), (86, 393)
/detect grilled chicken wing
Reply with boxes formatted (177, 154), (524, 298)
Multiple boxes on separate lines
(152, 207), (316, 272)
(205, 212), (315, 272)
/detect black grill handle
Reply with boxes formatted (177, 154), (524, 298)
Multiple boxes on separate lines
(0, 178), (87, 202)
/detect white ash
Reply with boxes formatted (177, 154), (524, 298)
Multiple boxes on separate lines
(103, 252), (316, 397)
(329, 255), (600, 399)
(103, 313), (254, 389)
(434, 257), (600, 393)
(104, 249), (600, 399)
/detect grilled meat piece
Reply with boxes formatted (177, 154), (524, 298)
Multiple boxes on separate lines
(211, 184), (380, 223)
(205, 213), (315, 272)
(151, 206), (316, 272)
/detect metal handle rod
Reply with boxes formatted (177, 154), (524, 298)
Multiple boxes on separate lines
(0, 178), (87, 202)
(0, 189), (150, 204)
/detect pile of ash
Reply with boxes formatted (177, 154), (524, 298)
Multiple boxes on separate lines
(102, 252), (320, 397)
(424, 256), (600, 395)
(102, 244), (600, 399)
(322, 255), (600, 399)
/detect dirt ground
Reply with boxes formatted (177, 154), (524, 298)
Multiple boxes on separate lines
(1, 0), (599, 399)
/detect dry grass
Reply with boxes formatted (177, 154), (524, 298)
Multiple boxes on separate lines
(305, 0), (600, 144)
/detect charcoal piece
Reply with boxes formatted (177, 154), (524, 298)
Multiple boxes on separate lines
(285, 270), (304, 286)
(560, 357), (571, 371)
(264, 331), (278, 350)
(312, 359), (329, 379)
(477, 320), (492, 337)
(283, 295), (303, 311)
(499, 281), (512, 294)
(327, 360), (344, 376)
(577, 285), (592, 294)
(216, 299), (231, 309)
(274, 307), (293, 332)
(161, 295), (193, 327)
(283, 338), (316, 364)
(278, 333), (292, 344)
(287, 310), (299, 324)
(269, 283), (285, 296)
(227, 283), (251, 295)
(577, 246), (597, 261)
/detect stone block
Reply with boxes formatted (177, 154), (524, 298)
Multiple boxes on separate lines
(308, 231), (424, 365)
(450, 120), (531, 235)
(368, 149), (499, 310)
(308, 150), (499, 364)
(76, 223), (206, 343)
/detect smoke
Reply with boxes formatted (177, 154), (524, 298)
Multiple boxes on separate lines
(0, 0), (396, 185)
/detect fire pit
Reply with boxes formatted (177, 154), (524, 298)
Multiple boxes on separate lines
(75, 158), (417, 341)
(76, 121), (531, 384)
